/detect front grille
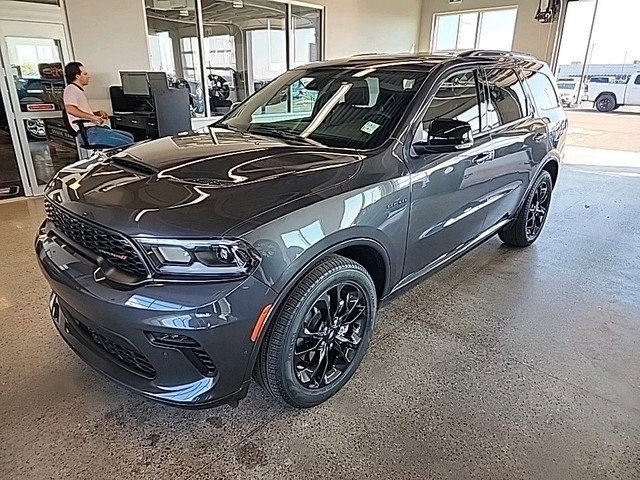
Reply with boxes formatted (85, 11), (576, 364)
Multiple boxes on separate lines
(73, 318), (156, 378)
(45, 200), (148, 277)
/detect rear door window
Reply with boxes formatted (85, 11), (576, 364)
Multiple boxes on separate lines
(523, 71), (560, 111)
(482, 68), (529, 129)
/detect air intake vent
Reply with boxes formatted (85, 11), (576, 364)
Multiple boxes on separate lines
(147, 331), (218, 377)
(111, 156), (157, 175)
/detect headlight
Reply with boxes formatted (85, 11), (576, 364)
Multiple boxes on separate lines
(136, 238), (261, 279)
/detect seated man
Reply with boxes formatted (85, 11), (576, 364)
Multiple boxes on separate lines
(63, 62), (134, 148)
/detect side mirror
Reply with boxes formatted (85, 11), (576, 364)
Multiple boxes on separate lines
(413, 118), (474, 155)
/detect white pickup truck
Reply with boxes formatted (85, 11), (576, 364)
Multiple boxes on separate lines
(587, 71), (640, 112)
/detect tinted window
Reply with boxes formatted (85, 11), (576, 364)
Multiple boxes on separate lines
(421, 70), (481, 136)
(483, 68), (529, 128)
(220, 67), (429, 150)
(635, 75), (640, 85)
(524, 71), (560, 111)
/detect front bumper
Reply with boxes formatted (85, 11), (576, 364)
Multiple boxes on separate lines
(36, 229), (277, 408)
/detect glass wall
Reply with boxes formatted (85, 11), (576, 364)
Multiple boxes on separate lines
(145, 1), (205, 117)
(292, 5), (322, 67)
(201, 0), (287, 114)
(145, 0), (323, 117)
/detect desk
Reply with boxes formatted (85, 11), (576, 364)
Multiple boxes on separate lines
(111, 113), (158, 142)
(109, 86), (191, 141)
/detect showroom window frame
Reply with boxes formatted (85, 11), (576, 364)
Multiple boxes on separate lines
(175, 0), (325, 118)
(430, 6), (519, 53)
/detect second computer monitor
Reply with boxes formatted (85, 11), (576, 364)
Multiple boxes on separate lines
(147, 71), (168, 93)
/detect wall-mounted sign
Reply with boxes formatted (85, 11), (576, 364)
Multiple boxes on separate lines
(26, 104), (55, 112)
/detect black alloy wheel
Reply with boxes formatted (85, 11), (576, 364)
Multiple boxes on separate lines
(293, 282), (368, 389)
(525, 178), (551, 241)
(499, 170), (554, 247)
(255, 255), (377, 408)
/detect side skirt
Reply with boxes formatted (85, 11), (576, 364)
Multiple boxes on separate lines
(388, 218), (512, 297)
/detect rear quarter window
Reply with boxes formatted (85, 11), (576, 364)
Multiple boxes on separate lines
(523, 71), (560, 111)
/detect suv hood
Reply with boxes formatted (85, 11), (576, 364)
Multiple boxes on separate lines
(46, 129), (362, 237)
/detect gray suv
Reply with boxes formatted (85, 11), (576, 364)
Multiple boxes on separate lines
(36, 51), (567, 409)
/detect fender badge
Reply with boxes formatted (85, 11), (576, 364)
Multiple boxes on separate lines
(386, 198), (408, 209)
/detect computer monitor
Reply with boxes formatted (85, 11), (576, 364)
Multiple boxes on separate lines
(121, 72), (150, 96)
(147, 71), (168, 93)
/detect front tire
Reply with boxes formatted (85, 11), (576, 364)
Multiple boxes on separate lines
(255, 255), (377, 408)
(499, 170), (553, 247)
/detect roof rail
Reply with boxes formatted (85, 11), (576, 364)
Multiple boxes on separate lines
(458, 50), (537, 60)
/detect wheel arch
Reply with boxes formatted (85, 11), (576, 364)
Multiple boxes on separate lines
(595, 91), (618, 105)
(512, 156), (560, 219)
(242, 236), (392, 383)
(541, 157), (559, 187)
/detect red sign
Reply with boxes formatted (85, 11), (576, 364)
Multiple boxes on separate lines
(26, 104), (56, 112)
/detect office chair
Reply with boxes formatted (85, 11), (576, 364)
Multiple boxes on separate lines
(62, 109), (112, 160)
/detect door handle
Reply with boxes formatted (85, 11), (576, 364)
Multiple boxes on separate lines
(533, 132), (547, 142)
(473, 151), (494, 165)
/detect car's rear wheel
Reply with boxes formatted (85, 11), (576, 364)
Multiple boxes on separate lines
(255, 255), (376, 408)
(595, 93), (616, 112)
(498, 170), (553, 247)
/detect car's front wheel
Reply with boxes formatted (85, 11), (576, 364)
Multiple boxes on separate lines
(255, 255), (377, 408)
(499, 170), (553, 247)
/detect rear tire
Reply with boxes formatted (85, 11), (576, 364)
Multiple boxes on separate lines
(499, 170), (553, 247)
(595, 93), (616, 112)
(255, 255), (377, 408)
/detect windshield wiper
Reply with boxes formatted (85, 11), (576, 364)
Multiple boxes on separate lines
(249, 126), (324, 147)
(213, 123), (244, 133)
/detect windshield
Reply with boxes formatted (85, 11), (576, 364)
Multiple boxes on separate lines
(216, 66), (430, 150)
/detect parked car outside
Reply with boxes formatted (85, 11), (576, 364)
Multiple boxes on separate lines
(587, 71), (640, 112)
(36, 52), (566, 409)
(556, 77), (586, 107)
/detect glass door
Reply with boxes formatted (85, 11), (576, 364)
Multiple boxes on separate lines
(0, 20), (76, 196)
(0, 69), (25, 200)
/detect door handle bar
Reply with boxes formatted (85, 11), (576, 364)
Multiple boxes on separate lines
(473, 151), (494, 165)
(533, 132), (547, 142)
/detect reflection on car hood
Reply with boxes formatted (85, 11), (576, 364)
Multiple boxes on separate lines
(46, 128), (362, 237)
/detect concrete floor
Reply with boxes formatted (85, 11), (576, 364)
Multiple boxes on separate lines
(1, 110), (639, 479)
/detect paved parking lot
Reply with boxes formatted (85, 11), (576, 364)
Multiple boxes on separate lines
(1, 110), (639, 479)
